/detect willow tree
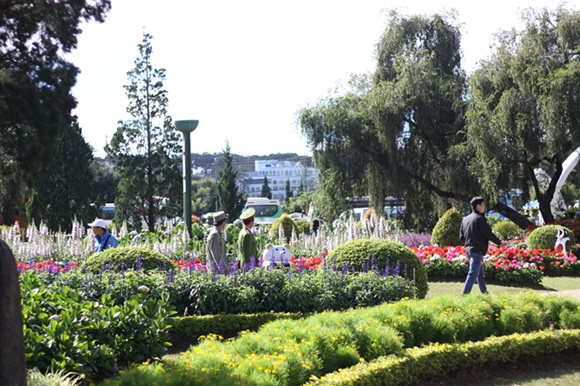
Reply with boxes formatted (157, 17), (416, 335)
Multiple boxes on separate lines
(300, 12), (473, 227)
(465, 6), (580, 225)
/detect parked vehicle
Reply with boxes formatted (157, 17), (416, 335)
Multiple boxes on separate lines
(242, 197), (283, 225)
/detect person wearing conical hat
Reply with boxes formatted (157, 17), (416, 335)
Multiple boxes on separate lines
(206, 211), (228, 274)
(88, 218), (119, 253)
(237, 208), (257, 268)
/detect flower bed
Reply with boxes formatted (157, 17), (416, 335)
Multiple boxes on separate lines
(411, 245), (580, 284)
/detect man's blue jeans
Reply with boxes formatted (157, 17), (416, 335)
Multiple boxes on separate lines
(463, 250), (488, 294)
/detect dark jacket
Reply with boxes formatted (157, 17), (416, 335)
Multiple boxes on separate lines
(459, 211), (501, 254)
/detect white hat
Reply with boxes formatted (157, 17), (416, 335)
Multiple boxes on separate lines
(89, 218), (108, 229)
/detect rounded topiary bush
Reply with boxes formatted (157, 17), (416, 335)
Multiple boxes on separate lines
(269, 214), (298, 243)
(84, 246), (177, 273)
(492, 219), (523, 240)
(326, 239), (428, 299)
(294, 219), (311, 235)
(431, 208), (462, 247)
(526, 224), (576, 251)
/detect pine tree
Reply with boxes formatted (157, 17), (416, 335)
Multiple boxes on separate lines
(106, 33), (181, 231)
(261, 177), (272, 199)
(285, 179), (293, 201)
(216, 142), (246, 219)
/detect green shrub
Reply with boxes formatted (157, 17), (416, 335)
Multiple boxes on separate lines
(431, 208), (462, 247)
(21, 272), (175, 382)
(526, 224), (576, 250)
(294, 219), (311, 235)
(326, 239), (428, 298)
(492, 219), (523, 240)
(84, 246), (177, 273)
(269, 213), (298, 243)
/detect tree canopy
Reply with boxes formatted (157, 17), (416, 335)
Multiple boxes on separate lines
(0, 0), (111, 224)
(465, 6), (580, 224)
(216, 142), (246, 220)
(106, 33), (181, 231)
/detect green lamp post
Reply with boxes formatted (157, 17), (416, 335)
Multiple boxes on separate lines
(175, 119), (199, 237)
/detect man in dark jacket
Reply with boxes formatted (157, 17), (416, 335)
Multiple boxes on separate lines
(459, 197), (502, 294)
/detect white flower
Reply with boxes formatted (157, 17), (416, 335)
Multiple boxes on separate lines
(49, 314), (60, 321)
(137, 285), (150, 293)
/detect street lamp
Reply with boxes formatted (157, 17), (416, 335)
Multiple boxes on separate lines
(175, 119), (199, 237)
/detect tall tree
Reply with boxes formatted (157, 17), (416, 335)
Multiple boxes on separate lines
(191, 177), (215, 216)
(285, 179), (293, 201)
(0, 0), (111, 221)
(106, 33), (181, 231)
(465, 6), (580, 225)
(216, 142), (245, 219)
(261, 177), (272, 199)
(26, 121), (95, 232)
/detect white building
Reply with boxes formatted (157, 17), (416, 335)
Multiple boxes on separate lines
(239, 160), (318, 201)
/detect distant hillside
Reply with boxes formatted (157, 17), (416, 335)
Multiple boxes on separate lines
(192, 153), (312, 178)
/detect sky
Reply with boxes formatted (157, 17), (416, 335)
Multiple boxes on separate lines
(66, 0), (578, 158)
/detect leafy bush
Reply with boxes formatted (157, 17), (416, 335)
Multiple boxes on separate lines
(492, 219), (523, 240)
(21, 272), (175, 381)
(526, 224), (576, 250)
(294, 219), (311, 235)
(269, 213), (298, 243)
(431, 208), (462, 247)
(326, 239), (428, 298)
(84, 246), (177, 273)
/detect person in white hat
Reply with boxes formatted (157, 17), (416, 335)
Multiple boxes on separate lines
(206, 211), (228, 273)
(88, 218), (119, 253)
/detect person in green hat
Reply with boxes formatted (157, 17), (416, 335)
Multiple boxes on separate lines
(238, 208), (257, 268)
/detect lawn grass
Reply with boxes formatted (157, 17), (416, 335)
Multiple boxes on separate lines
(426, 276), (580, 298)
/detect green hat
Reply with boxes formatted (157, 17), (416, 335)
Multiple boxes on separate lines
(240, 208), (255, 220)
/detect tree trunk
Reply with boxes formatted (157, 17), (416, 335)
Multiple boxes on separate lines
(0, 239), (26, 386)
(491, 201), (533, 229)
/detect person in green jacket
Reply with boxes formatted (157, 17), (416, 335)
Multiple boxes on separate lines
(237, 208), (257, 268)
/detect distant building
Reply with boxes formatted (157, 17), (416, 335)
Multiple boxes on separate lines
(239, 160), (318, 201)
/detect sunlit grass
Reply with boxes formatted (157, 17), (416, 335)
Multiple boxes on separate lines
(426, 276), (580, 299)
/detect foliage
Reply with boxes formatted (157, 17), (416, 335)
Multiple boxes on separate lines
(105, 33), (182, 232)
(0, 0), (111, 217)
(492, 219), (524, 240)
(294, 219), (311, 235)
(464, 6), (580, 225)
(216, 142), (246, 220)
(191, 177), (216, 216)
(105, 293), (580, 386)
(21, 272), (175, 382)
(84, 246), (177, 273)
(430, 208), (462, 247)
(260, 176), (272, 199)
(298, 11), (483, 226)
(306, 329), (580, 386)
(25, 122), (95, 232)
(527, 224), (576, 250)
(269, 213), (298, 243)
(327, 239), (428, 298)
(285, 178), (293, 200)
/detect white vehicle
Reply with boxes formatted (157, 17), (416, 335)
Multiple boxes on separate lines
(261, 243), (292, 267)
(242, 197), (283, 225)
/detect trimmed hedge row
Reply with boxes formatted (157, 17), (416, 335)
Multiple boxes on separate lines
(306, 329), (580, 385)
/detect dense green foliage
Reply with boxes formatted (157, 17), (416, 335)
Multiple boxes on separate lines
(260, 176), (272, 199)
(21, 273), (175, 381)
(84, 247), (177, 273)
(0, 0), (111, 224)
(269, 213), (298, 243)
(106, 293), (580, 385)
(465, 6), (580, 225)
(33, 267), (415, 317)
(216, 142), (246, 220)
(26, 122), (96, 232)
(527, 224), (576, 250)
(327, 239), (428, 298)
(106, 33), (182, 232)
(430, 208), (462, 247)
(492, 219), (524, 240)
